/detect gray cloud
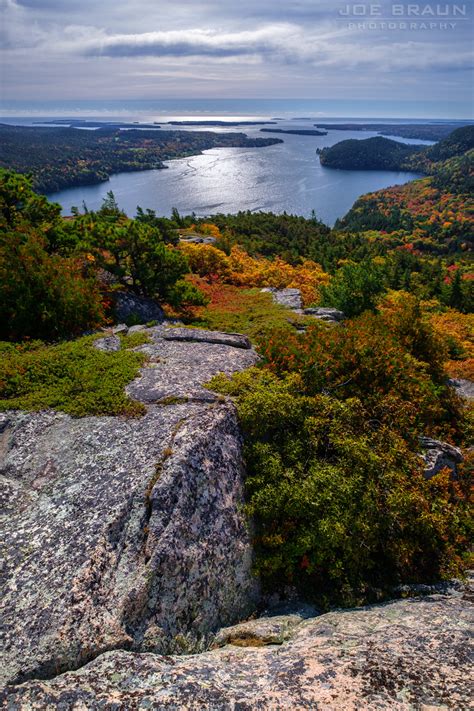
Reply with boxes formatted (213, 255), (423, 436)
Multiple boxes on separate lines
(1, 0), (472, 115)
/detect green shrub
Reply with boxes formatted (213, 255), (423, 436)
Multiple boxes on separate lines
(210, 295), (470, 605)
(211, 368), (472, 606)
(0, 229), (105, 341)
(188, 284), (310, 341)
(320, 259), (386, 317)
(0, 335), (147, 417)
(258, 293), (459, 443)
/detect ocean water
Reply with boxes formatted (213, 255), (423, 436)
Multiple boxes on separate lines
(2, 97), (470, 121)
(2, 99), (451, 225)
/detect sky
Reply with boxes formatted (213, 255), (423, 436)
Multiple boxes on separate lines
(1, 0), (473, 118)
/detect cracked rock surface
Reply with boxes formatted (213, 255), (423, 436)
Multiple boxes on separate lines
(0, 326), (259, 687)
(3, 580), (472, 710)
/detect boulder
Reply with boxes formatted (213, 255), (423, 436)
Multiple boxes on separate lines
(419, 436), (464, 479)
(112, 323), (129, 335)
(304, 306), (346, 323)
(449, 378), (474, 401)
(261, 290), (346, 325)
(127, 324), (147, 334)
(157, 326), (252, 350)
(0, 326), (259, 687)
(261, 287), (303, 311)
(92, 335), (121, 352)
(3, 579), (472, 709)
(111, 291), (164, 325)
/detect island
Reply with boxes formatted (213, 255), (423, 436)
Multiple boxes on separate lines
(166, 121), (277, 126)
(260, 128), (328, 136)
(317, 126), (474, 174)
(0, 124), (283, 193)
(317, 136), (425, 171)
(314, 122), (473, 142)
(34, 119), (162, 129)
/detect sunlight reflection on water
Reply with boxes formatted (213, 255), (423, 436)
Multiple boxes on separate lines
(47, 125), (425, 225)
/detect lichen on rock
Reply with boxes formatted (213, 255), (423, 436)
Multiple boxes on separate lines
(0, 326), (259, 687)
(2, 578), (472, 710)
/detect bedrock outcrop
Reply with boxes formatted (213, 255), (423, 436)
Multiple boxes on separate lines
(0, 326), (259, 687)
(262, 287), (346, 324)
(2, 578), (472, 710)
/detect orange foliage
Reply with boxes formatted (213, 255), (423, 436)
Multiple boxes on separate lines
(179, 242), (329, 306)
(199, 223), (222, 238)
(431, 309), (474, 380)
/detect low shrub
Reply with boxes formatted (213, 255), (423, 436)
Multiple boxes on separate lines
(211, 367), (472, 606)
(0, 229), (105, 341)
(187, 281), (310, 340)
(0, 335), (147, 416)
(258, 293), (459, 443)
(179, 242), (330, 306)
(209, 295), (471, 605)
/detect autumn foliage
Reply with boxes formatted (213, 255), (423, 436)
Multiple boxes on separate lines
(179, 241), (329, 306)
(210, 293), (472, 604)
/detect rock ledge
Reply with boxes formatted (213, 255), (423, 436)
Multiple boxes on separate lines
(3, 578), (472, 710)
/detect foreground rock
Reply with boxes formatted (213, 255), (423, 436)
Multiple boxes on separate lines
(0, 326), (259, 687)
(3, 580), (472, 710)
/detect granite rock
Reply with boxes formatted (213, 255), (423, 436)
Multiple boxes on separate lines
(111, 291), (164, 325)
(449, 378), (474, 401)
(262, 289), (346, 324)
(3, 580), (472, 710)
(261, 287), (303, 311)
(0, 327), (259, 687)
(304, 306), (346, 323)
(92, 335), (121, 352)
(419, 436), (464, 479)
(180, 234), (217, 245)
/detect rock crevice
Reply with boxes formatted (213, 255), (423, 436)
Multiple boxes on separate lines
(3, 580), (472, 710)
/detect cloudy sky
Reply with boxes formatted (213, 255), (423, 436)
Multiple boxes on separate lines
(1, 0), (473, 117)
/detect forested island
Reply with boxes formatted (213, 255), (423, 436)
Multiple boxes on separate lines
(167, 120), (276, 126)
(315, 122), (473, 141)
(34, 119), (162, 129)
(260, 128), (327, 136)
(0, 124), (282, 193)
(318, 125), (474, 175)
(318, 136), (425, 170)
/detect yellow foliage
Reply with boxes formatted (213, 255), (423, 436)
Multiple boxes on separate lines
(199, 223), (222, 238)
(178, 243), (330, 306)
(179, 242), (231, 280)
(226, 246), (329, 306)
(430, 309), (474, 380)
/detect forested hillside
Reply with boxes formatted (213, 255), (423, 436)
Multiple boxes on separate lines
(318, 136), (425, 170)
